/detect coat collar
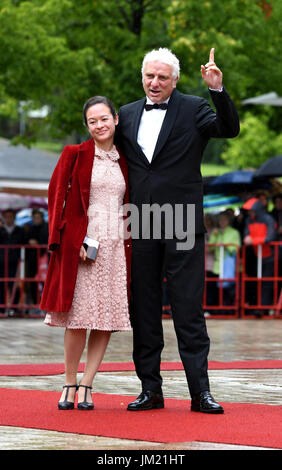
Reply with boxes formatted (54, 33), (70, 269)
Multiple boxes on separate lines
(79, 138), (95, 153)
(76, 138), (129, 214)
(77, 138), (95, 214)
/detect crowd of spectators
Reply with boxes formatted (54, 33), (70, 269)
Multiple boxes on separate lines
(204, 191), (282, 316)
(0, 191), (281, 316)
(0, 208), (48, 314)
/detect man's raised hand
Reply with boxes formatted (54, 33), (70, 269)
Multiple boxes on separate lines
(201, 48), (223, 90)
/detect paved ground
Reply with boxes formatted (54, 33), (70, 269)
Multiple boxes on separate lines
(0, 318), (281, 450)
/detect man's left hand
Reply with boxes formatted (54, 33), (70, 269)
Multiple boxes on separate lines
(201, 48), (223, 90)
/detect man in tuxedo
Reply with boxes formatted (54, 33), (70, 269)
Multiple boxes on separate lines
(116, 47), (239, 413)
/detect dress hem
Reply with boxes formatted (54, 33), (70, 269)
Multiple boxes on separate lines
(44, 320), (131, 331)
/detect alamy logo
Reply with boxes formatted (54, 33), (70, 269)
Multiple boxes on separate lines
(87, 198), (196, 251)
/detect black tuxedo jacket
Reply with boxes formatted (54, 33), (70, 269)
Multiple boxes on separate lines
(116, 88), (239, 235)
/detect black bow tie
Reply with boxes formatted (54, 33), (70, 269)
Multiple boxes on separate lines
(144, 103), (168, 111)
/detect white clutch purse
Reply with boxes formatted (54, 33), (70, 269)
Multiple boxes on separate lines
(83, 237), (100, 261)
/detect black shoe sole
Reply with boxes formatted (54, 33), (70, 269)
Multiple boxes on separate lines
(127, 402), (164, 411)
(77, 403), (94, 410)
(58, 403), (75, 410)
(191, 406), (224, 414)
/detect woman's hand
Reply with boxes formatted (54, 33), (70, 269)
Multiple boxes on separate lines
(79, 245), (87, 261)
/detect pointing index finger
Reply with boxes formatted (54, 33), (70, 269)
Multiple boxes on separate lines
(209, 47), (215, 63)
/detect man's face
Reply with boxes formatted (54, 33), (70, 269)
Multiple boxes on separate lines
(274, 197), (282, 211)
(3, 211), (15, 227)
(33, 213), (43, 226)
(142, 61), (178, 103)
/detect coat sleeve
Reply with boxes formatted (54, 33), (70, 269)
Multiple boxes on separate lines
(47, 145), (77, 249)
(196, 87), (240, 139)
(264, 215), (277, 243)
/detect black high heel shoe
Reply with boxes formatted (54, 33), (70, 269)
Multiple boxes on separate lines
(58, 384), (78, 410)
(77, 384), (94, 410)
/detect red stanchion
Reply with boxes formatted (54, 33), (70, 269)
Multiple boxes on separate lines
(241, 242), (282, 318)
(0, 242), (281, 319)
(0, 244), (48, 317)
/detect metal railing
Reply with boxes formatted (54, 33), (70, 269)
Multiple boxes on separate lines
(0, 244), (48, 317)
(0, 242), (281, 318)
(240, 242), (282, 318)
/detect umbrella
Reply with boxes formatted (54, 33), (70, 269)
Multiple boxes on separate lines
(254, 155), (282, 178)
(211, 170), (254, 184)
(207, 170), (271, 194)
(0, 193), (30, 212)
(242, 92), (282, 107)
(25, 196), (48, 209)
(15, 208), (48, 226)
(204, 194), (240, 209)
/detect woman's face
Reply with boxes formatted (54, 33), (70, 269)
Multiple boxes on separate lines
(86, 103), (118, 146)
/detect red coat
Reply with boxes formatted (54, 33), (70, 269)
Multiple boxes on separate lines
(40, 138), (131, 313)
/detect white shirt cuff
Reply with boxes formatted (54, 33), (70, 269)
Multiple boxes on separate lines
(209, 86), (223, 92)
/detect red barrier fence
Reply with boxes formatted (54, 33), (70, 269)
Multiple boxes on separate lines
(0, 244), (48, 317)
(0, 243), (281, 319)
(167, 242), (282, 319)
(240, 242), (282, 318)
(203, 243), (241, 319)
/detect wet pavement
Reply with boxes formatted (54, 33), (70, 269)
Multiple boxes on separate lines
(0, 318), (281, 450)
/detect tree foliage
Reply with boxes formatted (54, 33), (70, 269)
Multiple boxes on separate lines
(0, 0), (172, 140)
(221, 112), (281, 169)
(168, 0), (282, 100)
(168, 0), (282, 168)
(0, 0), (281, 168)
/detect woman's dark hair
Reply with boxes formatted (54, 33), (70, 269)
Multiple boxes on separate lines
(83, 96), (116, 126)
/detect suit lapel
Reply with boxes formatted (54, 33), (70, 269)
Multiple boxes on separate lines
(132, 98), (146, 141)
(77, 138), (94, 214)
(131, 98), (150, 166)
(151, 89), (181, 162)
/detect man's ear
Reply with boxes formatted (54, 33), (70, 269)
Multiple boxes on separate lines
(173, 76), (179, 88)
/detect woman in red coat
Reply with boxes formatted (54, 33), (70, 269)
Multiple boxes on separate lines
(40, 96), (131, 410)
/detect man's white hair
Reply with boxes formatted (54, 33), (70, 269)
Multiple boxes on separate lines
(141, 47), (180, 80)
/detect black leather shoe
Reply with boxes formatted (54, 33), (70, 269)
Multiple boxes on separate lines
(127, 391), (164, 411)
(191, 391), (224, 414)
(77, 384), (94, 410)
(58, 384), (78, 410)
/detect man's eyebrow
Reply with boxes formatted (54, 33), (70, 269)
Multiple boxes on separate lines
(145, 72), (169, 79)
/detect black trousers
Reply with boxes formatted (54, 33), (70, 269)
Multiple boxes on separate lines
(130, 234), (210, 397)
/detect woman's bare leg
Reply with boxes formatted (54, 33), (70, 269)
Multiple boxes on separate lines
(78, 330), (111, 403)
(59, 328), (87, 403)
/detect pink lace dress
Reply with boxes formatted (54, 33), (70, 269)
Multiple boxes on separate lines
(44, 146), (131, 331)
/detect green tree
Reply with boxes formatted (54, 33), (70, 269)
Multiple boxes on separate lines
(221, 112), (281, 169)
(0, 0), (95, 141)
(0, 0), (172, 142)
(1, 0), (282, 159)
(167, 0), (282, 166)
(168, 0), (282, 101)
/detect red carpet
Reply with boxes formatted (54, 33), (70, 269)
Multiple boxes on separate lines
(0, 360), (281, 376)
(0, 388), (281, 449)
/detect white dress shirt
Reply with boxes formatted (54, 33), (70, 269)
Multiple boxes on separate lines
(137, 97), (169, 163)
(137, 88), (222, 163)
